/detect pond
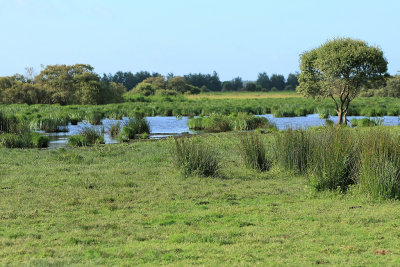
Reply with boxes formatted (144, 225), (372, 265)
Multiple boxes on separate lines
(47, 114), (400, 148)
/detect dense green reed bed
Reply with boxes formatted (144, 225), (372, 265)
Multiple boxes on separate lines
(1, 132), (400, 265)
(0, 96), (399, 130)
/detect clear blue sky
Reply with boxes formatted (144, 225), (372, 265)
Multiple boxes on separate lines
(1, 0), (399, 81)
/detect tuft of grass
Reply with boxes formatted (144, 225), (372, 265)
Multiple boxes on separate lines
(173, 137), (220, 177)
(29, 132), (50, 148)
(309, 127), (358, 192)
(358, 129), (400, 199)
(274, 128), (312, 174)
(118, 117), (150, 141)
(68, 135), (88, 147)
(0, 133), (24, 148)
(80, 126), (104, 145)
(188, 113), (275, 132)
(109, 122), (121, 137)
(239, 133), (272, 172)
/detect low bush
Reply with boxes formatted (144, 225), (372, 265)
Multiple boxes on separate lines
(239, 133), (272, 171)
(173, 137), (220, 177)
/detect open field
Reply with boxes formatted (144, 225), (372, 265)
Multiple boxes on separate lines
(186, 91), (302, 99)
(1, 132), (400, 265)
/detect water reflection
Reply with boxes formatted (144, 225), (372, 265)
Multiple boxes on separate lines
(46, 114), (400, 148)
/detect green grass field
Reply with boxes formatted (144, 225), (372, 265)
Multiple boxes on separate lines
(0, 133), (399, 265)
(186, 91), (302, 99)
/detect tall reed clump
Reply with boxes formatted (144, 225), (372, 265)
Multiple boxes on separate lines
(308, 127), (359, 191)
(358, 129), (400, 200)
(239, 133), (272, 172)
(173, 137), (220, 177)
(0, 112), (23, 134)
(109, 122), (121, 137)
(274, 128), (312, 174)
(188, 113), (275, 132)
(68, 126), (104, 147)
(118, 117), (150, 141)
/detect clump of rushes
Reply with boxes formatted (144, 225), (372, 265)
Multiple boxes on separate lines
(109, 122), (121, 137)
(173, 137), (220, 177)
(80, 126), (105, 145)
(68, 135), (88, 147)
(239, 133), (272, 172)
(0, 132), (49, 148)
(188, 113), (275, 132)
(29, 132), (50, 148)
(358, 129), (400, 200)
(351, 117), (383, 127)
(85, 111), (104, 125)
(308, 127), (358, 192)
(118, 117), (150, 142)
(274, 128), (312, 175)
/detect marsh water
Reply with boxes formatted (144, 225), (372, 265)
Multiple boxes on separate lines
(47, 114), (400, 148)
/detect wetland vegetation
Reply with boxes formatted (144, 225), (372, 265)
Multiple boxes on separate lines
(1, 37), (400, 265)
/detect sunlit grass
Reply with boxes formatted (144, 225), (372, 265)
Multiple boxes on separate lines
(1, 132), (400, 265)
(186, 91), (302, 99)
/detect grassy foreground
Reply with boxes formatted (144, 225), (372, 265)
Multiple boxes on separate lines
(0, 134), (399, 265)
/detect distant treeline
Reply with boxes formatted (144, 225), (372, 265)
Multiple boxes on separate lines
(0, 64), (398, 105)
(102, 70), (300, 92)
(0, 64), (126, 105)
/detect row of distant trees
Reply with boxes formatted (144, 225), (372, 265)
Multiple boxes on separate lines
(1, 63), (397, 105)
(102, 70), (300, 93)
(0, 64), (126, 105)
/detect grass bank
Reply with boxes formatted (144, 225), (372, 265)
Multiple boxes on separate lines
(0, 132), (400, 265)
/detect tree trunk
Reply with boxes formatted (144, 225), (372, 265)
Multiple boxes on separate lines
(337, 109), (343, 124)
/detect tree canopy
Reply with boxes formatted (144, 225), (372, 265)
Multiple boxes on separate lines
(297, 38), (388, 124)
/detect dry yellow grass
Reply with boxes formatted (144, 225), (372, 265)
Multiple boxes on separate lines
(186, 91), (303, 99)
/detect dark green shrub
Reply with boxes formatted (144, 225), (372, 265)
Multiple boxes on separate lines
(274, 129), (312, 174)
(239, 133), (272, 171)
(358, 130), (400, 199)
(173, 137), (220, 177)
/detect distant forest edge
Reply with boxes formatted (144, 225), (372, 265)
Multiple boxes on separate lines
(0, 64), (399, 105)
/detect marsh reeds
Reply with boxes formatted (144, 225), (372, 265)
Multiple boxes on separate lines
(308, 127), (358, 191)
(274, 128), (312, 175)
(239, 133), (272, 171)
(358, 129), (400, 199)
(118, 117), (150, 141)
(188, 113), (275, 132)
(173, 137), (220, 177)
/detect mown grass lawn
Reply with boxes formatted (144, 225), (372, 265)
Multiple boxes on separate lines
(0, 133), (399, 266)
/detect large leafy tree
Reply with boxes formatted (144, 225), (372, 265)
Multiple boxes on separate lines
(297, 38), (388, 124)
